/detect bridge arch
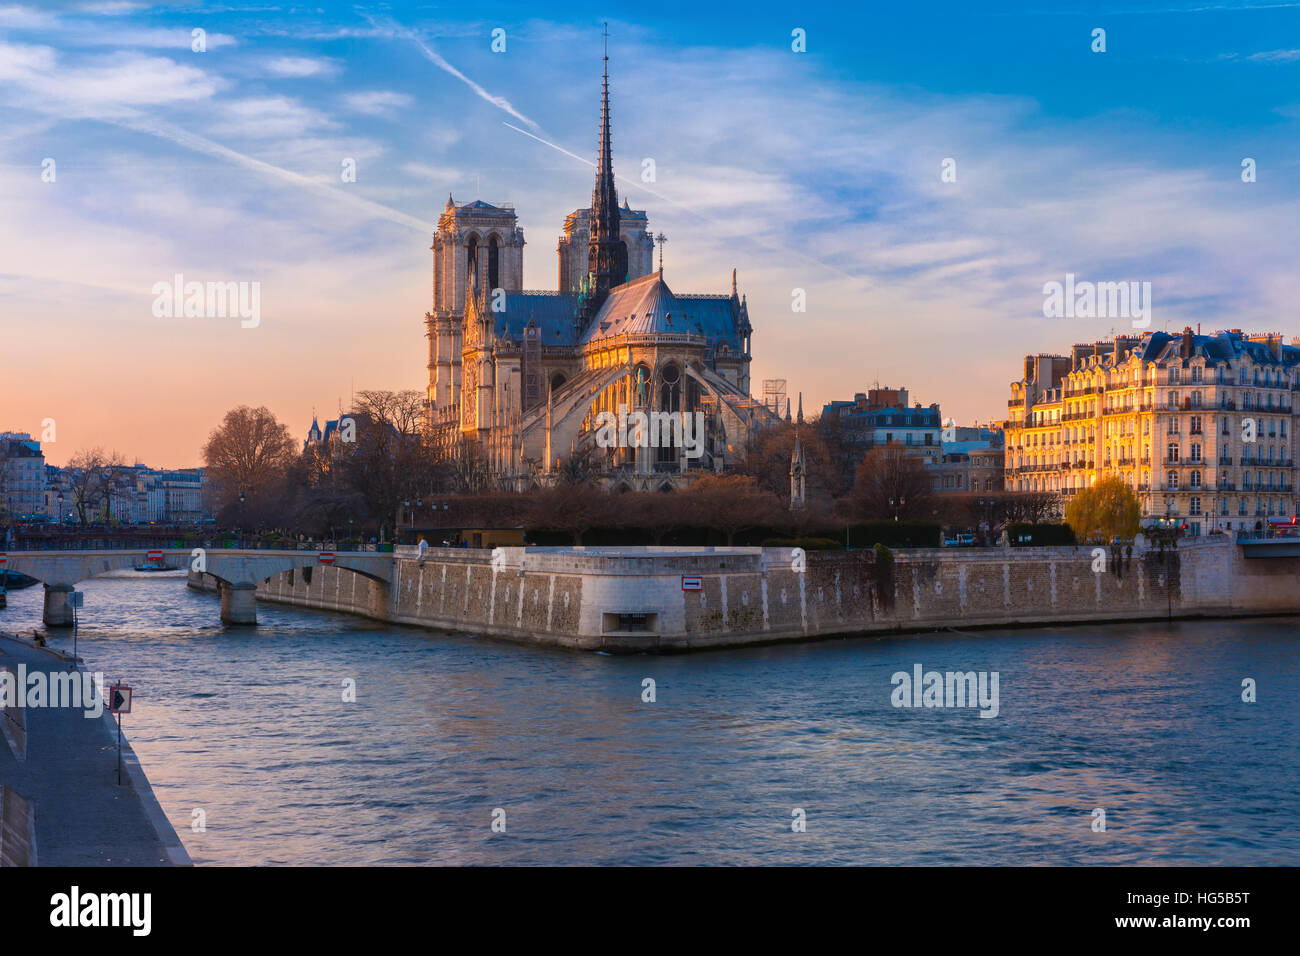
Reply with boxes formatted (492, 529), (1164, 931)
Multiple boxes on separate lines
(0, 549), (394, 628)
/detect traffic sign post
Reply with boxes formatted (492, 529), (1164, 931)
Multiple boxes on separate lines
(108, 684), (133, 785)
(69, 590), (84, 664)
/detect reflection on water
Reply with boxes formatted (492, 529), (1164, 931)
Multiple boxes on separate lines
(3, 571), (1297, 865)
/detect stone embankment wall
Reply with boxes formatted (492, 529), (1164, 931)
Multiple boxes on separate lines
(187, 537), (1300, 651)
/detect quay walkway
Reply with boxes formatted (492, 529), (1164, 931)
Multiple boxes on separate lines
(0, 631), (189, 866)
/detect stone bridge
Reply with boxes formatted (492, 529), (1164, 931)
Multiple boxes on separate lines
(0, 550), (395, 626)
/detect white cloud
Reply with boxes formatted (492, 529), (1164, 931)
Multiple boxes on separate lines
(1248, 49), (1300, 62)
(264, 55), (339, 78)
(341, 90), (413, 116)
(210, 95), (339, 140)
(0, 41), (220, 113)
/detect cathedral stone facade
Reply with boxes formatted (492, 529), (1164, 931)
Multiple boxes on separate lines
(424, 51), (774, 491)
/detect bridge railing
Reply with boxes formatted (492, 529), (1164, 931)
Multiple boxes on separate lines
(1234, 528), (1300, 543)
(5, 536), (395, 553)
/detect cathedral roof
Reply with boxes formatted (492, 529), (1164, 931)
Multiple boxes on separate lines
(491, 292), (582, 345)
(579, 272), (744, 352)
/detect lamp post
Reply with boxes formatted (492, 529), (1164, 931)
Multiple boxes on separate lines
(238, 489), (246, 548)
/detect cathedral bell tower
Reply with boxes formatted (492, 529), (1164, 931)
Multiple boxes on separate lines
(426, 195), (524, 416)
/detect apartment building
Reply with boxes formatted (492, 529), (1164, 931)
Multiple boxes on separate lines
(1005, 329), (1299, 535)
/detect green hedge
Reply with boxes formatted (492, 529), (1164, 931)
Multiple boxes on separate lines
(760, 537), (842, 550)
(1006, 522), (1076, 547)
(847, 521), (942, 549)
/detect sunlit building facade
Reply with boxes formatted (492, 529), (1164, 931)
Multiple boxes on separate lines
(1005, 329), (1300, 535)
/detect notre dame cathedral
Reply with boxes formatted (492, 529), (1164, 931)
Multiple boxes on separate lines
(423, 46), (776, 491)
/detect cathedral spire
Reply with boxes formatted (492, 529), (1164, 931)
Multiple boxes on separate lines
(584, 22), (625, 317)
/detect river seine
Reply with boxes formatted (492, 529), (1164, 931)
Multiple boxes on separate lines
(3, 571), (1296, 865)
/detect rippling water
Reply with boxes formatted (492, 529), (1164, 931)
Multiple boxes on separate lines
(3, 572), (1297, 865)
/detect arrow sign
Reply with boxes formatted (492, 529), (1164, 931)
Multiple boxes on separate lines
(109, 684), (132, 714)
(318, 552), (335, 565)
(681, 575), (703, 591)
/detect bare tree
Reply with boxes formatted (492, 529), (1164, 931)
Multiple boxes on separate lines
(64, 447), (124, 524)
(741, 420), (845, 501)
(341, 390), (436, 538)
(444, 436), (488, 494)
(851, 442), (935, 520)
(683, 474), (782, 545)
(1004, 490), (1062, 524)
(527, 484), (616, 545)
(202, 405), (296, 509)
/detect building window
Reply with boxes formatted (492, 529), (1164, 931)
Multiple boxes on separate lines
(1190, 496), (1202, 515)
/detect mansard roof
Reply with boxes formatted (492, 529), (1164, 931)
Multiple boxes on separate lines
(1137, 330), (1299, 367)
(578, 272), (743, 351)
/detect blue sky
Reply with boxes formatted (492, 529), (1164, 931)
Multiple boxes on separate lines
(3, 1), (1299, 465)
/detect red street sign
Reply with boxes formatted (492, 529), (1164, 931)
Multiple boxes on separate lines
(0, 553), (6, 566)
(109, 684), (133, 715)
(146, 550), (162, 559)
(318, 552), (335, 565)
(682, 575), (703, 591)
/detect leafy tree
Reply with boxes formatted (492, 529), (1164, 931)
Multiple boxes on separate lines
(1065, 475), (1141, 543)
